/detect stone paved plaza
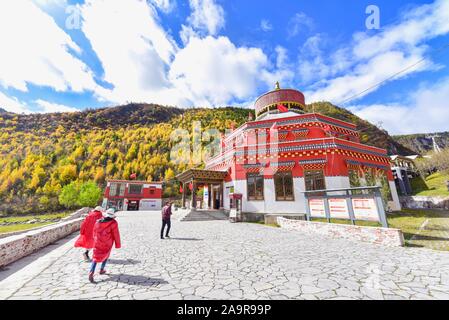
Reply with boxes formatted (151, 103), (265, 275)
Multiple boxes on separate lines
(1, 211), (449, 300)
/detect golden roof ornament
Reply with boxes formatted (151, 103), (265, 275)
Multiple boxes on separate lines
(275, 81), (280, 90)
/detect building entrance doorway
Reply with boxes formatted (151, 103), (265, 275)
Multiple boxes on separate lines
(213, 186), (221, 209)
(127, 200), (140, 211)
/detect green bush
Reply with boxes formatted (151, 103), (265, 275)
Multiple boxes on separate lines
(59, 181), (102, 209)
(78, 181), (102, 207)
(58, 182), (79, 209)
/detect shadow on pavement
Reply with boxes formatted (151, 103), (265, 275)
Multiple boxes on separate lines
(102, 274), (168, 286)
(107, 259), (140, 265)
(166, 237), (203, 241)
(0, 233), (77, 282)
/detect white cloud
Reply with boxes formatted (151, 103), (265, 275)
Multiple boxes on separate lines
(80, 0), (281, 107)
(260, 19), (272, 32)
(169, 36), (270, 106)
(80, 0), (179, 104)
(35, 99), (79, 113)
(349, 77), (449, 135)
(0, 0), (98, 93)
(149, 0), (175, 13)
(353, 0), (449, 60)
(297, 35), (334, 84)
(32, 0), (66, 7)
(0, 91), (81, 114)
(0, 92), (29, 114)
(179, 25), (198, 45)
(287, 12), (314, 38)
(186, 0), (225, 36)
(308, 48), (430, 103)
(264, 46), (294, 88)
(305, 0), (449, 104)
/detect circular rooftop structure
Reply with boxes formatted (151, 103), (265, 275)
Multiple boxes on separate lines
(254, 82), (306, 119)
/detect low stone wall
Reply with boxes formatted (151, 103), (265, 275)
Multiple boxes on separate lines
(0, 208), (90, 240)
(265, 213), (306, 225)
(241, 212), (265, 223)
(277, 217), (405, 247)
(0, 217), (83, 268)
(400, 196), (449, 210)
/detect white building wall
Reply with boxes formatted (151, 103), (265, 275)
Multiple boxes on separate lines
(234, 179), (265, 213)
(228, 175), (401, 214)
(224, 182), (233, 210)
(325, 176), (351, 190)
(234, 177), (308, 214)
(265, 177), (307, 214)
(233, 175), (406, 214)
(139, 199), (162, 210)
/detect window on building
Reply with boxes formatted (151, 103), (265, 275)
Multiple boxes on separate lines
(118, 184), (125, 196)
(110, 183), (117, 196)
(247, 173), (264, 200)
(274, 171), (294, 201)
(128, 184), (143, 195)
(110, 183), (125, 196)
(304, 170), (326, 191)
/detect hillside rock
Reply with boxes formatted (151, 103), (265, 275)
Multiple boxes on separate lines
(393, 132), (449, 155)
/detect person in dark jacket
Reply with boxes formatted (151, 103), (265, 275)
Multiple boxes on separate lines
(160, 201), (172, 239)
(89, 208), (121, 283)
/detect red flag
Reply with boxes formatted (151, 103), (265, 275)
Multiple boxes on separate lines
(188, 183), (193, 191)
(130, 173), (137, 180)
(179, 185), (183, 193)
(277, 104), (288, 113)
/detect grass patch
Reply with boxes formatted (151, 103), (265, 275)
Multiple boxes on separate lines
(0, 211), (73, 234)
(411, 172), (449, 197)
(297, 209), (449, 251)
(0, 222), (53, 234)
(310, 218), (380, 227)
(0, 211), (72, 224)
(388, 209), (449, 250)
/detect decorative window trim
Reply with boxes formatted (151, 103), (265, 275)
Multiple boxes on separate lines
(243, 163), (264, 174)
(270, 161), (296, 172)
(274, 171), (295, 201)
(304, 169), (326, 192)
(292, 128), (309, 139)
(345, 160), (389, 171)
(246, 173), (264, 201)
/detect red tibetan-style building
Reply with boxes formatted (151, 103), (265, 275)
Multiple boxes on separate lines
(176, 83), (401, 216)
(102, 179), (163, 211)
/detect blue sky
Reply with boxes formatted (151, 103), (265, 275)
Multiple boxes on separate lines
(0, 0), (448, 134)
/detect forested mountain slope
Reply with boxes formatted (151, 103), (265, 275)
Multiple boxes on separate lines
(0, 102), (412, 215)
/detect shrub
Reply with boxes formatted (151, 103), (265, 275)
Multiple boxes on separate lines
(78, 181), (102, 207)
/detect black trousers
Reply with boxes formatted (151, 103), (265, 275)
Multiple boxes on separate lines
(161, 219), (171, 238)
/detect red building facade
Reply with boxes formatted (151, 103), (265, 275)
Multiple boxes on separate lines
(190, 84), (401, 214)
(102, 179), (163, 211)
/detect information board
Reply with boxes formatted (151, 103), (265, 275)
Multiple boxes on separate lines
(309, 199), (326, 218)
(328, 198), (350, 219)
(352, 198), (379, 221)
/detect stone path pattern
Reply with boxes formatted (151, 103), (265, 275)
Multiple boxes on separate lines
(1, 211), (449, 300)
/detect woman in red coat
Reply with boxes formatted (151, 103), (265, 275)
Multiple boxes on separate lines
(89, 208), (121, 283)
(74, 206), (104, 262)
